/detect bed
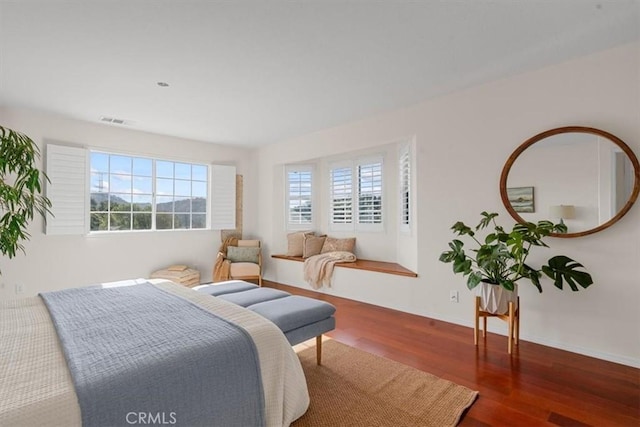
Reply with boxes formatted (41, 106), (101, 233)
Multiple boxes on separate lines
(0, 279), (310, 426)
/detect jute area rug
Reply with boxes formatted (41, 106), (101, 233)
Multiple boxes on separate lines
(292, 340), (478, 427)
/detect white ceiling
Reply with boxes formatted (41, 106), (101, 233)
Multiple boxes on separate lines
(1, 1), (638, 146)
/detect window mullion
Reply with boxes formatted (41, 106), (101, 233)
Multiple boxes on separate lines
(107, 156), (112, 231)
(152, 159), (157, 230)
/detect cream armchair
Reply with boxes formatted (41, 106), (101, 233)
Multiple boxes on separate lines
(226, 239), (262, 286)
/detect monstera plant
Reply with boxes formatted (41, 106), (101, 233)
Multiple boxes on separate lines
(439, 212), (593, 294)
(0, 126), (51, 274)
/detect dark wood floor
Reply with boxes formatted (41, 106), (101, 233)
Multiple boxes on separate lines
(264, 280), (640, 427)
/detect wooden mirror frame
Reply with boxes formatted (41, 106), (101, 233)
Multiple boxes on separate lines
(500, 126), (640, 238)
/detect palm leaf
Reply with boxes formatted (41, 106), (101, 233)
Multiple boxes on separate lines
(541, 255), (593, 291)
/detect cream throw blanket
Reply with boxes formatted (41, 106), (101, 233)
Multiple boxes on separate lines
(213, 236), (239, 282)
(303, 251), (356, 289)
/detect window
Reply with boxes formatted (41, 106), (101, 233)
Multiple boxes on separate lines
(155, 160), (208, 230)
(90, 152), (208, 232)
(330, 166), (352, 224)
(286, 165), (313, 228)
(358, 161), (383, 224)
(399, 144), (411, 229)
(329, 157), (383, 231)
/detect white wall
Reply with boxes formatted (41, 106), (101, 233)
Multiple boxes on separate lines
(0, 108), (257, 297)
(256, 42), (640, 367)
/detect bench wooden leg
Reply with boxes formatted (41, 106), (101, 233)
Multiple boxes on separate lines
(316, 335), (322, 365)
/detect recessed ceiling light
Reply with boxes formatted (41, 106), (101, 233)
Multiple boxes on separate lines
(157, 82), (169, 87)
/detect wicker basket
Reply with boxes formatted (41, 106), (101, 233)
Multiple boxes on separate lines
(150, 266), (201, 287)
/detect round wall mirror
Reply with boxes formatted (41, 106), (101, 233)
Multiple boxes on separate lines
(500, 126), (640, 238)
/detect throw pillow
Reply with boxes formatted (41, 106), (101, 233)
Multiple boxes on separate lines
(321, 237), (356, 254)
(302, 234), (326, 258)
(226, 246), (260, 263)
(286, 231), (314, 256)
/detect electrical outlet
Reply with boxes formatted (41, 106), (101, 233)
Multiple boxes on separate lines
(15, 283), (24, 295)
(449, 290), (459, 303)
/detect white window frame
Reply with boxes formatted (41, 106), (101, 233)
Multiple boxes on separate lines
(328, 155), (384, 232)
(399, 142), (412, 234)
(89, 150), (212, 233)
(285, 164), (314, 230)
(356, 156), (384, 232)
(45, 143), (236, 236)
(329, 160), (354, 232)
(46, 144), (234, 235)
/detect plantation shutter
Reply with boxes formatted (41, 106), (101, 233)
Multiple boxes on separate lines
(286, 166), (313, 227)
(357, 160), (383, 225)
(210, 164), (236, 230)
(330, 165), (353, 224)
(45, 144), (88, 235)
(399, 146), (411, 227)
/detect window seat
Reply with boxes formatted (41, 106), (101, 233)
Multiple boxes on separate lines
(271, 254), (417, 277)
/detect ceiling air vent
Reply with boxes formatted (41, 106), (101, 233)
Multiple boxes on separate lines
(100, 116), (134, 126)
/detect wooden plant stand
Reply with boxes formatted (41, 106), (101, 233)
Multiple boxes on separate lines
(474, 296), (520, 354)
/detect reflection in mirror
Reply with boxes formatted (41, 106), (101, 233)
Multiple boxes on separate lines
(500, 127), (640, 238)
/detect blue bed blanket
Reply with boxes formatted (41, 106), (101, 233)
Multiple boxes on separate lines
(40, 282), (264, 427)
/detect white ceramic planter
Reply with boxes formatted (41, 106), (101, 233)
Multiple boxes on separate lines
(475, 282), (518, 314)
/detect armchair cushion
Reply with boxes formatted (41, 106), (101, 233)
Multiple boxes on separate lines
(230, 262), (261, 277)
(226, 246), (260, 263)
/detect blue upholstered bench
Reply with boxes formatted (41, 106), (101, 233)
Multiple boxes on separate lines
(194, 280), (336, 365)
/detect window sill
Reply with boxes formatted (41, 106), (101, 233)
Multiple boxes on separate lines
(271, 254), (417, 277)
